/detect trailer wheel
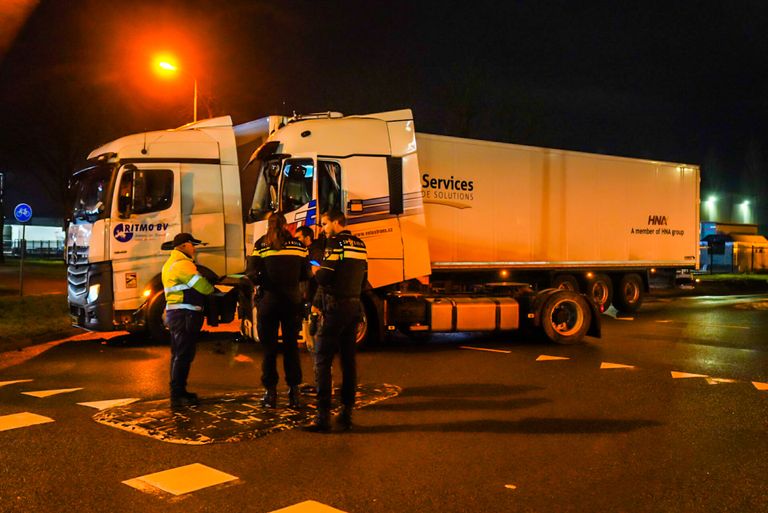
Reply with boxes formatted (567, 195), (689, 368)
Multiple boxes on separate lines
(552, 274), (580, 292)
(586, 273), (613, 311)
(147, 292), (170, 344)
(541, 291), (591, 344)
(613, 273), (644, 313)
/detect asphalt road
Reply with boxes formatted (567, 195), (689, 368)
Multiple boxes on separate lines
(1, 294), (766, 513)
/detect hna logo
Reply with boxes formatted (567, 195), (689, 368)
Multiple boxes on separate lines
(648, 215), (668, 226)
(113, 223), (133, 243)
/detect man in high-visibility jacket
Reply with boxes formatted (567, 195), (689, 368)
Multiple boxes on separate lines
(162, 232), (215, 407)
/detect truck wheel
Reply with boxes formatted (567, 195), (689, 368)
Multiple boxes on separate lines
(354, 298), (379, 347)
(552, 274), (580, 292)
(541, 291), (591, 344)
(147, 292), (170, 344)
(586, 273), (613, 311)
(613, 273), (644, 313)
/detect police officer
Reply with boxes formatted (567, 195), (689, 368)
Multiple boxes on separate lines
(247, 212), (310, 408)
(305, 209), (367, 432)
(162, 232), (215, 408)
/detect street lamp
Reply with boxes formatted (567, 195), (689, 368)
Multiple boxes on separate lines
(155, 58), (198, 122)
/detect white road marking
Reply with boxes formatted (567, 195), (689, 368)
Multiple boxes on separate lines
(233, 354), (254, 363)
(600, 362), (636, 369)
(123, 463), (238, 496)
(459, 346), (512, 354)
(0, 379), (33, 388)
(505, 484), (518, 490)
(21, 388), (83, 398)
(752, 381), (768, 391)
(0, 412), (54, 432)
(536, 355), (570, 361)
(655, 320), (749, 330)
(671, 371), (708, 379)
(705, 378), (739, 385)
(77, 398), (140, 410)
(269, 500), (348, 513)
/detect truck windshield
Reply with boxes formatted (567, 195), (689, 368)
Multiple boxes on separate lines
(249, 159), (281, 221)
(70, 164), (115, 223)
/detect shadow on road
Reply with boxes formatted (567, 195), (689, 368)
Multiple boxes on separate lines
(353, 417), (662, 435)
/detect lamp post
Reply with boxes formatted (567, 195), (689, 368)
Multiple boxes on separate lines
(157, 60), (198, 122)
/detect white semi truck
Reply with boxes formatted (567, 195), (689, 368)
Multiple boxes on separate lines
(67, 109), (699, 345)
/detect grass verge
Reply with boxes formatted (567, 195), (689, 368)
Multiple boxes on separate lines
(0, 294), (77, 353)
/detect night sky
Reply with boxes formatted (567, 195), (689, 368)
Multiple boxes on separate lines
(1, 1), (767, 223)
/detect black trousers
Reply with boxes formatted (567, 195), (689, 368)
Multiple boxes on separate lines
(314, 297), (361, 411)
(257, 293), (302, 388)
(166, 309), (204, 396)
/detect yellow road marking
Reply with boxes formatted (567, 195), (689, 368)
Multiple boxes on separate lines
(0, 379), (33, 388)
(269, 500), (348, 513)
(600, 362), (635, 369)
(536, 355), (570, 361)
(460, 346), (512, 354)
(123, 463), (238, 496)
(0, 412), (54, 432)
(671, 371), (708, 379)
(77, 398), (140, 410)
(21, 388), (83, 398)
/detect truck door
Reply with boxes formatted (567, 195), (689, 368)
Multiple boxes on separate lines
(279, 155), (318, 232)
(111, 164), (180, 310)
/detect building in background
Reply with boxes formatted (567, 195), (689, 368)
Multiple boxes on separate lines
(2, 217), (64, 258)
(700, 192), (767, 273)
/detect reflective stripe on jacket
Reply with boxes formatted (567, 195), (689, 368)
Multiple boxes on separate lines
(315, 230), (367, 299)
(246, 236), (310, 299)
(162, 249), (214, 311)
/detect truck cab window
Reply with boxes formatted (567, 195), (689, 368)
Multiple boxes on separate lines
(117, 169), (173, 217)
(318, 160), (341, 214)
(281, 159), (314, 212)
(250, 160), (281, 221)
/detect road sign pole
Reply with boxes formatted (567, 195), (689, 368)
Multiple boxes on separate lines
(19, 223), (25, 297)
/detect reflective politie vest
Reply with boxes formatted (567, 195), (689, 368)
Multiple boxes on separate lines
(316, 230), (368, 299)
(162, 249), (214, 311)
(247, 236), (310, 299)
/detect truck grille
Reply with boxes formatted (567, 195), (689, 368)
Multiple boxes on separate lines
(68, 264), (88, 298)
(67, 244), (88, 265)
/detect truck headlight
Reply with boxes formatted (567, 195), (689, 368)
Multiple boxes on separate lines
(88, 284), (101, 303)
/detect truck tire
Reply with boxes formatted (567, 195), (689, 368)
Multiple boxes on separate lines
(147, 292), (170, 344)
(354, 298), (379, 347)
(613, 273), (644, 313)
(541, 291), (591, 344)
(552, 274), (580, 292)
(586, 273), (612, 312)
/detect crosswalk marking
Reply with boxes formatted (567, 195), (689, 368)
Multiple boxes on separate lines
(600, 362), (635, 369)
(753, 381), (768, 391)
(22, 388), (83, 398)
(123, 463), (238, 496)
(77, 398), (140, 410)
(269, 500), (348, 513)
(0, 412), (54, 432)
(536, 355), (570, 361)
(0, 379), (33, 388)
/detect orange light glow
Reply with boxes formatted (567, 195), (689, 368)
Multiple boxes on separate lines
(153, 54), (180, 78)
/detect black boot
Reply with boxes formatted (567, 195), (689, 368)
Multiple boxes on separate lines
(303, 409), (331, 433)
(337, 405), (353, 431)
(171, 390), (199, 408)
(261, 387), (277, 408)
(288, 386), (301, 409)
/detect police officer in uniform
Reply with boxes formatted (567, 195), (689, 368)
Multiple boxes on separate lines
(247, 212), (310, 408)
(305, 209), (368, 432)
(162, 233), (215, 408)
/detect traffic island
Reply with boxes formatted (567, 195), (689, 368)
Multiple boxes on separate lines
(92, 383), (401, 444)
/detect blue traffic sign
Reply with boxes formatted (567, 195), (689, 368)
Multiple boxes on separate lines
(14, 203), (33, 223)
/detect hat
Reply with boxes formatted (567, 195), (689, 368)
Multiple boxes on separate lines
(161, 232), (204, 250)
